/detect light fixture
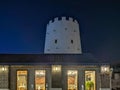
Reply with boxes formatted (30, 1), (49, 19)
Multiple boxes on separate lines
(101, 65), (110, 73)
(1, 66), (7, 72)
(52, 65), (61, 72)
(104, 67), (107, 72)
(2, 67), (5, 71)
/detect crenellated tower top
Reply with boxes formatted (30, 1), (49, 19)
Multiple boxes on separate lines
(44, 17), (82, 54)
(47, 17), (78, 26)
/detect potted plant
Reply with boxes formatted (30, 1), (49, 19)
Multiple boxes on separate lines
(85, 81), (94, 90)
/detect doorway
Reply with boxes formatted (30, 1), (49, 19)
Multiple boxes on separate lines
(85, 71), (96, 90)
(17, 70), (28, 90)
(35, 70), (46, 90)
(67, 70), (78, 90)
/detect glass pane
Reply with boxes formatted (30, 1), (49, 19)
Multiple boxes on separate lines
(35, 70), (46, 90)
(17, 70), (27, 90)
(67, 70), (78, 90)
(85, 71), (96, 90)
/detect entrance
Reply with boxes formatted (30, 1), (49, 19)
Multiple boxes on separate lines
(17, 70), (28, 90)
(35, 70), (46, 90)
(67, 70), (78, 90)
(16, 70), (46, 90)
(85, 71), (96, 90)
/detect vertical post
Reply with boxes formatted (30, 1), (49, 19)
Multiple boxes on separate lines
(110, 68), (113, 90)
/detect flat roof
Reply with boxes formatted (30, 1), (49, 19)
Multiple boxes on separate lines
(0, 54), (110, 65)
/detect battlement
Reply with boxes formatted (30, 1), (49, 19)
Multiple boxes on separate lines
(47, 17), (78, 26)
(45, 16), (82, 54)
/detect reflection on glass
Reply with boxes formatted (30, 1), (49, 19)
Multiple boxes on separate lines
(67, 70), (78, 90)
(35, 70), (46, 90)
(85, 71), (96, 90)
(17, 70), (27, 90)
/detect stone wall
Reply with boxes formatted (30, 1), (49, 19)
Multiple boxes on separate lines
(0, 65), (9, 89)
(100, 73), (110, 88)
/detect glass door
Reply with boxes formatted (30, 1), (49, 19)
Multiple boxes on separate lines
(85, 71), (96, 90)
(67, 70), (78, 90)
(17, 70), (28, 90)
(35, 70), (46, 90)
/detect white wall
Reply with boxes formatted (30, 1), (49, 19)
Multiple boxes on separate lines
(44, 17), (82, 54)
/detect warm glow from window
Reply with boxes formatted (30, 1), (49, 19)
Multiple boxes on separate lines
(17, 70), (27, 90)
(67, 70), (78, 90)
(35, 70), (46, 90)
(85, 71), (96, 90)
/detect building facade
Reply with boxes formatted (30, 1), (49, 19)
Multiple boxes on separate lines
(111, 64), (120, 90)
(0, 60), (111, 90)
(0, 17), (111, 90)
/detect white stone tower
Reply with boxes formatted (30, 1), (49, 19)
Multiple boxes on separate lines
(44, 17), (82, 54)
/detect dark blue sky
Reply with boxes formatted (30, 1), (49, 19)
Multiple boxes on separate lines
(0, 0), (120, 63)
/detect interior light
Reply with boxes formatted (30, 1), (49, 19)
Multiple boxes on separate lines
(104, 67), (107, 71)
(1, 66), (7, 72)
(52, 65), (61, 71)
(2, 67), (5, 71)
(55, 67), (58, 71)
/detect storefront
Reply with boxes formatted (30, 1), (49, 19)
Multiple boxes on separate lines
(7, 65), (100, 90)
(0, 54), (111, 90)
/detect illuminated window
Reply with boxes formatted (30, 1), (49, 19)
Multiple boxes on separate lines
(85, 71), (96, 90)
(35, 70), (46, 90)
(17, 70), (27, 90)
(67, 70), (78, 90)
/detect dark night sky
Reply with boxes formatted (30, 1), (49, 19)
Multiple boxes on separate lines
(0, 0), (120, 63)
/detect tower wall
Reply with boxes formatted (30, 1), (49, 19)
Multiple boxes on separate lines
(44, 17), (82, 54)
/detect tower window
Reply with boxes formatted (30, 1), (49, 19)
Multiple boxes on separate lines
(74, 29), (76, 32)
(71, 40), (73, 44)
(46, 32), (49, 35)
(53, 29), (56, 32)
(67, 47), (70, 49)
(65, 28), (67, 30)
(55, 39), (57, 44)
(47, 49), (50, 51)
(56, 47), (59, 49)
